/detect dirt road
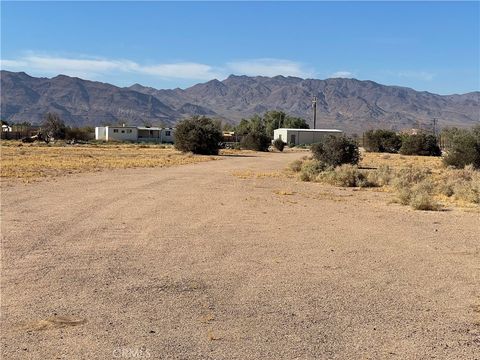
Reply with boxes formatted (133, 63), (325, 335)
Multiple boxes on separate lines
(1, 152), (479, 359)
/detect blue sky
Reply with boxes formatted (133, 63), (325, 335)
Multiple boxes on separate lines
(1, 1), (479, 94)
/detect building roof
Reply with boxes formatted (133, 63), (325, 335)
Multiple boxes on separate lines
(276, 128), (343, 132)
(137, 127), (162, 131)
(104, 125), (138, 129)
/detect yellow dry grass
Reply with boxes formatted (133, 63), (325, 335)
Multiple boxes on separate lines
(0, 141), (216, 182)
(360, 152), (443, 171)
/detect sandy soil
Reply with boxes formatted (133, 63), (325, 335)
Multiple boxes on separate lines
(1, 151), (479, 359)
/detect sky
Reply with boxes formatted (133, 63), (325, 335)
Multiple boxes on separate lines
(1, 1), (479, 95)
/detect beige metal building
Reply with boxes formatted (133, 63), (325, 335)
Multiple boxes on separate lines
(273, 128), (343, 145)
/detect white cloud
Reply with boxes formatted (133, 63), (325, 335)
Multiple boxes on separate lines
(0, 54), (224, 80)
(139, 62), (222, 80)
(330, 71), (354, 78)
(226, 58), (315, 78)
(397, 70), (435, 81)
(1, 53), (317, 82)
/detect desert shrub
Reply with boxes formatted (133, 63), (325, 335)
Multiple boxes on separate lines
(399, 133), (441, 156)
(240, 131), (271, 151)
(311, 135), (360, 167)
(367, 165), (393, 187)
(391, 167), (440, 210)
(408, 180), (441, 211)
(442, 127), (480, 169)
(273, 138), (286, 152)
(364, 129), (402, 153)
(289, 159), (303, 172)
(174, 116), (223, 155)
(453, 180), (480, 204)
(299, 160), (327, 182)
(318, 164), (374, 187)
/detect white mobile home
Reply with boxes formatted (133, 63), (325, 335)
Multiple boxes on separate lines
(273, 128), (343, 146)
(95, 126), (175, 143)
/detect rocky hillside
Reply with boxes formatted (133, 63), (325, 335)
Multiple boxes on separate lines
(1, 70), (478, 132)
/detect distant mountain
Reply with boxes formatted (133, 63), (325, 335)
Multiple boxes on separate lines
(1, 70), (479, 132)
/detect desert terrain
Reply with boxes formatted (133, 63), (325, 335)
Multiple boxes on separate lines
(1, 150), (479, 359)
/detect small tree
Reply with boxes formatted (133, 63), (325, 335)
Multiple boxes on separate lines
(174, 116), (223, 155)
(42, 112), (66, 139)
(364, 129), (402, 153)
(399, 133), (441, 156)
(443, 126), (480, 169)
(311, 135), (360, 167)
(240, 131), (271, 151)
(273, 138), (285, 152)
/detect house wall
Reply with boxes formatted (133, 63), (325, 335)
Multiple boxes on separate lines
(95, 127), (107, 140)
(106, 127), (138, 141)
(273, 129), (343, 145)
(161, 129), (175, 143)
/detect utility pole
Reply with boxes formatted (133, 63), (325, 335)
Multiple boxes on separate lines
(432, 118), (437, 137)
(312, 96), (317, 129)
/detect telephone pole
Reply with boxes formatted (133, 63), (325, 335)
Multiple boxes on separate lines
(312, 96), (317, 129)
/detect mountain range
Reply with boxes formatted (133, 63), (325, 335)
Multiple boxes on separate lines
(1, 70), (479, 133)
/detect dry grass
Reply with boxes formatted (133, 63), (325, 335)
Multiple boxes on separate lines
(231, 169), (285, 179)
(19, 316), (86, 332)
(360, 151), (444, 171)
(273, 189), (295, 195)
(292, 151), (479, 210)
(1, 141), (216, 182)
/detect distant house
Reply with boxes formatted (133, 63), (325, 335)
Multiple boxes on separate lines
(95, 126), (174, 143)
(2, 124), (12, 132)
(273, 128), (343, 146)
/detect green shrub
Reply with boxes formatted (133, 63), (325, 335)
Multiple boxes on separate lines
(311, 135), (360, 167)
(174, 116), (223, 155)
(273, 138), (285, 152)
(364, 129), (402, 153)
(399, 133), (441, 156)
(240, 131), (271, 151)
(442, 127), (480, 169)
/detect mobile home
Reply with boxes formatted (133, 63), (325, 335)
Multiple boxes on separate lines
(95, 126), (174, 143)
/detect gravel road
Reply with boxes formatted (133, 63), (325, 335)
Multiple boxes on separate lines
(1, 151), (479, 359)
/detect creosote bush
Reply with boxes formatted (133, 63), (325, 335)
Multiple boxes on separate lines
(273, 138), (286, 152)
(174, 116), (223, 155)
(240, 131), (271, 152)
(364, 129), (402, 153)
(442, 127), (480, 169)
(311, 135), (360, 167)
(399, 133), (441, 156)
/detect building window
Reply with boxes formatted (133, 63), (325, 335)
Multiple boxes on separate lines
(113, 129), (118, 133)
(121, 130), (125, 133)
(127, 129), (132, 133)
(165, 131), (171, 136)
